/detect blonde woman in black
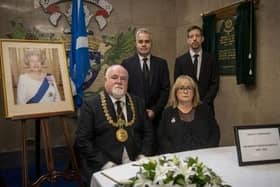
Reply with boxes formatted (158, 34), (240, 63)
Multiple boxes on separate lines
(157, 75), (220, 154)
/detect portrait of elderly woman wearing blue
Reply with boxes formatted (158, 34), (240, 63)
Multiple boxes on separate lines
(157, 75), (220, 154)
(17, 48), (61, 104)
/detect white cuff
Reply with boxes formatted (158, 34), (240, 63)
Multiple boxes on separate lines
(102, 161), (116, 170)
(136, 154), (146, 160)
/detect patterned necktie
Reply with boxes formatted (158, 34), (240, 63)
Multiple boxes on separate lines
(142, 57), (149, 80)
(116, 100), (124, 119)
(193, 54), (199, 80)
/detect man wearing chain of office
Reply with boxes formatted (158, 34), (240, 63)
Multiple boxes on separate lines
(75, 65), (154, 185)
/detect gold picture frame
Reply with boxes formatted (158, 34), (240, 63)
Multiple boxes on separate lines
(0, 39), (74, 119)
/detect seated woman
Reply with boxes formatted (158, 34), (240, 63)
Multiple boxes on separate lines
(157, 75), (220, 154)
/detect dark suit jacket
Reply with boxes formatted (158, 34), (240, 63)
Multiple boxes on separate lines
(174, 52), (219, 106)
(75, 91), (154, 181)
(122, 54), (170, 125)
(157, 104), (220, 154)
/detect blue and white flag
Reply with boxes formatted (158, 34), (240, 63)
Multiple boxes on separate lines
(70, 0), (90, 108)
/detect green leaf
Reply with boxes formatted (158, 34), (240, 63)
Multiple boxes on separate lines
(174, 174), (185, 186)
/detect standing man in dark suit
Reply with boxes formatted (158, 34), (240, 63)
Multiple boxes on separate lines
(75, 65), (154, 186)
(174, 25), (219, 114)
(122, 28), (170, 151)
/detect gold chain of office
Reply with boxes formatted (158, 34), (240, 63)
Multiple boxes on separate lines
(100, 91), (136, 127)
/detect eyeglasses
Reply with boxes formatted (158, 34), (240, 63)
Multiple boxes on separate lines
(178, 86), (193, 92)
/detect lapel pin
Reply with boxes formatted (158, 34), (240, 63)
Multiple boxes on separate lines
(171, 117), (176, 124)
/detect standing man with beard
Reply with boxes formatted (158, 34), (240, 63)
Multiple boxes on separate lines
(75, 65), (154, 186)
(122, 28), (170, 152)
(174, 25), (219, 115)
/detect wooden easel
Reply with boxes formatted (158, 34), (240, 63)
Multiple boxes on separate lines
(21, 117), (83, 187)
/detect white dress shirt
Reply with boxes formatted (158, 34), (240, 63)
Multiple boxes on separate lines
(138, 54), (151, 70)
(189, 49), (202, 80)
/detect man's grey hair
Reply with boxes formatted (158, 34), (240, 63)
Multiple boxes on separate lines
(135, 27), (152, 40)
(104, 64), (129, 79)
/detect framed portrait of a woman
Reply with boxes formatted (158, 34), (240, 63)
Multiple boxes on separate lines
(0, 39), (74, 119)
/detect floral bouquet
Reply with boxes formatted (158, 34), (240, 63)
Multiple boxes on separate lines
(117, 156), (231, 187)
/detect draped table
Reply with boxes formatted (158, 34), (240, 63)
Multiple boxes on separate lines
(91, 146), (280, 187)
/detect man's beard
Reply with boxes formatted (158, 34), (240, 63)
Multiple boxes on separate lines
(191, 42), (200, 50)
(112, 86), (125, 99)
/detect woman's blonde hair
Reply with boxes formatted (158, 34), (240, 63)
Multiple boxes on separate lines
(168, 75), (201, 108)
(23, 48), (46, 66)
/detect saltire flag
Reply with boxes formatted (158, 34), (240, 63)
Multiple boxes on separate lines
(70, 0), (90, 108)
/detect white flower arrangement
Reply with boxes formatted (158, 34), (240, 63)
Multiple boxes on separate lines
(118, 156), (230, 187)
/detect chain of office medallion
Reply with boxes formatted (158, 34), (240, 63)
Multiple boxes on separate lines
(100, 91), (136, 127)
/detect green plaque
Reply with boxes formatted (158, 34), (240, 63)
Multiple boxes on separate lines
(216, 17), (236, 75)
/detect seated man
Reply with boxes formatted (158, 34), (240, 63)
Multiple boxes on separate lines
(75, 65), (154, 185)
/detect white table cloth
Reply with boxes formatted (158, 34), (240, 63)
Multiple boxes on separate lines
(91, 146), (280, 187)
